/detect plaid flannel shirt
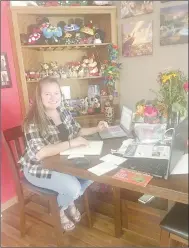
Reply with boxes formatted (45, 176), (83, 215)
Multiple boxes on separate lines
(18, 105), (81, 179)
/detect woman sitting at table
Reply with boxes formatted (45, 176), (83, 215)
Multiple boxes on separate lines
(19, 76), (108, 232)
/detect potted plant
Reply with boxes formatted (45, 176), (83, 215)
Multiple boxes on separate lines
(151, 69), (188, 128)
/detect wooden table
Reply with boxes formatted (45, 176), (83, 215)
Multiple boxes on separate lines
(41, 137), (188, 237)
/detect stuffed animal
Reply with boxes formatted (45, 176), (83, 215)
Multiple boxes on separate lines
(92, 96), (101, 113)
(42, 24), (63, 45)
(94, 26), (105, 43)
(27, 17), (49, 45)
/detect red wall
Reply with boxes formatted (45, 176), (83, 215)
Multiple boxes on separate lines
(1, 1), (23, 203)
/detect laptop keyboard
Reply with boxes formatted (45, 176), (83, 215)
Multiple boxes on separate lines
(121, 158), (168, 178)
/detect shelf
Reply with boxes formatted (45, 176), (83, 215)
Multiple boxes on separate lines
(26, 76), (103, 83)
(22, 43), (110, 51)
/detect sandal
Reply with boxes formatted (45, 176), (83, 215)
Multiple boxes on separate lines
(60, 209), (75, 232)
(67, 203), (81, 223)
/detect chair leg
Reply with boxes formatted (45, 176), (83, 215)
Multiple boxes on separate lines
(83, 189), (92, 228)
(48, 196), (65, 247)
(19, 202), (26, 237)
(160, 229), (170, 247)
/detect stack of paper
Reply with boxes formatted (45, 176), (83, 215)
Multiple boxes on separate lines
(88, 154), (127, 176)
(88, 162), (118, 176)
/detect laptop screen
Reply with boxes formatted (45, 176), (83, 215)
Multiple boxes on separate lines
(168, 117), (188, 175)
(120, 106), (133, 132)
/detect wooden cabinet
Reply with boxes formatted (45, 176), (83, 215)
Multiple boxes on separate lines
(10, 6), (118, 126)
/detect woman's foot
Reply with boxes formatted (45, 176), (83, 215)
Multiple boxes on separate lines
(67, 203), (81, 223)
(60, 208), (75, 231)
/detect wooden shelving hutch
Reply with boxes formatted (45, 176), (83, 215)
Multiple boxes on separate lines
(10, 6), (118, 127)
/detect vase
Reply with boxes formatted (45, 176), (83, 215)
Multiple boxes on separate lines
(167, 106), (174, 129)
(144, 115), (160, 124)
(104, 106), (114, 125)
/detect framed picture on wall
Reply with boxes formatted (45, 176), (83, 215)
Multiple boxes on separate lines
(122, 20), (153, 57)
(121, 1), (153, 19)
(1, 53), (12, 88)
(160, 4), (188, 46)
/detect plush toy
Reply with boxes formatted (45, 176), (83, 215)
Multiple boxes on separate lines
(80, 20), (95, 44)
(94, 33), (102, 44)
(42, 24), (63, 44)
(94, 26), (105, 43)
(27, 17), (49, 45)
(62, 32), (74, 45)
(92, 96), (101, 113)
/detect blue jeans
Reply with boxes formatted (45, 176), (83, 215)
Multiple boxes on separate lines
(23, 168), (93, 210)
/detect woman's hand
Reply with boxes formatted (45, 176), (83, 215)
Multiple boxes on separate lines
(97, 121), (109, 132)
(70, 137), (89, 148)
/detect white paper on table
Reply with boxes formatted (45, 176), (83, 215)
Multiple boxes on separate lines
(171, 154), (188, 175)
(100, 154), (127, 165)
(117, 139), (135, 155)
(88, 162), (118, 176)
(60, 141), (103, 156)
(133, 145), (170, 159)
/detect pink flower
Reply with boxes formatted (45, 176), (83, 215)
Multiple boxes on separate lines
(144, 106), (158, 117)
(183, 82), (189, 92)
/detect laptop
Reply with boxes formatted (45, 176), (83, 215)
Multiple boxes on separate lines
(121, 117), (188, 179)
(99, 106), (133, 139)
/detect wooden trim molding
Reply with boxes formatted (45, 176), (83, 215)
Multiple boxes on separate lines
(1, 196), (18, 212)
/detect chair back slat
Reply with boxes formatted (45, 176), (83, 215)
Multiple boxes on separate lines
(2, 126), (25, 200)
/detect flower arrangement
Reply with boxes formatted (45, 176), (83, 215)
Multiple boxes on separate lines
(134, 99), (162, 123)
(101, 44), (122, 95)
(150, 69), (188, 127)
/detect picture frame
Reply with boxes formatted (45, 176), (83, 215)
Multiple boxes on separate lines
(122, 20), (153, 57)
(1, 52), (12, 88)
(160, 4), (188, 46)
(120, 1), (153, 19)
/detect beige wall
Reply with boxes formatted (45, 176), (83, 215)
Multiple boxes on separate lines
(115, 1), (188, 111)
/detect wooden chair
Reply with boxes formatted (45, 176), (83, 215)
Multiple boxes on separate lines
(160, 202), (188, 247)
(2, 126), (92, 247)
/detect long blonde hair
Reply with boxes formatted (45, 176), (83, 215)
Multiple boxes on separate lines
(24, 76), (62, 135)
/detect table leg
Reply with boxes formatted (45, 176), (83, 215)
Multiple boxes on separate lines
(113, 186), (122, 238)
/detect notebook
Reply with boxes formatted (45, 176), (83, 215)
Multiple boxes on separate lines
(112, 168), (153, 187)
(60, 141), (103, 156)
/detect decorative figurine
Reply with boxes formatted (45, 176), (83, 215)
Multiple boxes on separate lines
(92, 96), (101, 113)
(88, 54), (99, 77)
